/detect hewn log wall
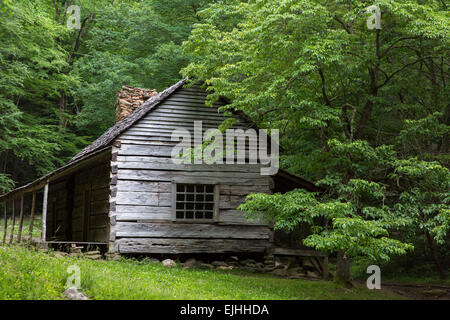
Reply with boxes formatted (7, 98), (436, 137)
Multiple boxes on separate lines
(110, 86), (273, 254)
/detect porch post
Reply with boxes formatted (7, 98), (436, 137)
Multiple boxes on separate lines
(28, 191), (36, 243)
(42, 181), (49, 242)
(2, 201), (7, 245)
(9, 198), (15, 244)
(17, 194), (24, 243)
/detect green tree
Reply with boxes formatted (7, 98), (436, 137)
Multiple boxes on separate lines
(183, 0), (449, 283)
(0, 0), (83, 191)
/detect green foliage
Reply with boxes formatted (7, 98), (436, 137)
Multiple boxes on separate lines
(391, 158), (450, 245)
(72, 0), (205, 137)
(0, 0), (80, 189)
(188, 0), (449, 270)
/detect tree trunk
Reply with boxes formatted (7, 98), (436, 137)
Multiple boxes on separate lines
(425, 231), (446, 279)
(59, 91), (68, 128)
(336, 251), (352, 287)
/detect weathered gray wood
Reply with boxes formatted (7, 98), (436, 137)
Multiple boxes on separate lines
(114, 208), (266, 225)
(115, 139), (178, 147)
(9, 198), (16, 244)
(111, 176), (118, 185)
(218, 210), (268, 226)
(116, 177), (268, 191)
(118, 144), (173, 157)
(2, 201), (7, 245)
(117, 167), (267, 181)
(171, 182), (176, 222)
(164, 95), (214, 104)
(28, 192), (36, 242)
(115, 192), (171, 206)
(42, 181), (49, 242)
(139, 116), (231, 126)
(116, 161), (263, 173)
(154, 105), (223, 115)
(116, 174), (270, 186)
(220, 186), (272, 195)
(115, 205), (172, 221)
(156, 99), (222, 108)
(213, 184), (220, 222)
(147, 111), (229, 121)
(115, 222), (270, 239)
(116, 181), (171, 193)
(271, 247), (324, 257)
(44, 240), (107, 245)
(17, 195), (24, 243)
(126, 127), (192, 135)
(219, 195), (248, 210)
(117, 238), (269, 254)
(132, 122), (249, 132)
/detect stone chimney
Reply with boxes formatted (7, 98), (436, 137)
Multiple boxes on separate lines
(115, 86), (158, 122)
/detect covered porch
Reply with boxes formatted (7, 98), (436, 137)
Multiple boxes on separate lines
(0, 147), (112, 249)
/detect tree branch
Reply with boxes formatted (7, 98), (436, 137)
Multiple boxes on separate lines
(318, 68), (332, 107)
(333, 15), (353, 34)
(380, 36), (419, 59)
(377, 57), (436, 89)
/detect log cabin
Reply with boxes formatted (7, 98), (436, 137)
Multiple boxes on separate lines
(0, 79), (318, 255)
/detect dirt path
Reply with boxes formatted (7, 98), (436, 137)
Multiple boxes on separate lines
(381, 282), (450, 300)
(355, 280), (450, 300)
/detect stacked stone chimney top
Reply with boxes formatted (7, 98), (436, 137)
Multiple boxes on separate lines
(115, 86), (158, 122)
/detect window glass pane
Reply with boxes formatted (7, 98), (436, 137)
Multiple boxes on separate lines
(175, 183), (216, 220)
(195, 212), (203, 219)
(176, 211), (184, 219)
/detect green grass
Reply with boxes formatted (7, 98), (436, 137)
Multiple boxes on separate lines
(0, 245), (402, 300)
(0, 218), (42, 239)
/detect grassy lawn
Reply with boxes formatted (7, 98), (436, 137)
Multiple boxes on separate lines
(0, 218), (42, 239)
(0, 245), (402, 300)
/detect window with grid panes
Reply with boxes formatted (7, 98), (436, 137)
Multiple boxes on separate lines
(175, 184), (216, 220)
